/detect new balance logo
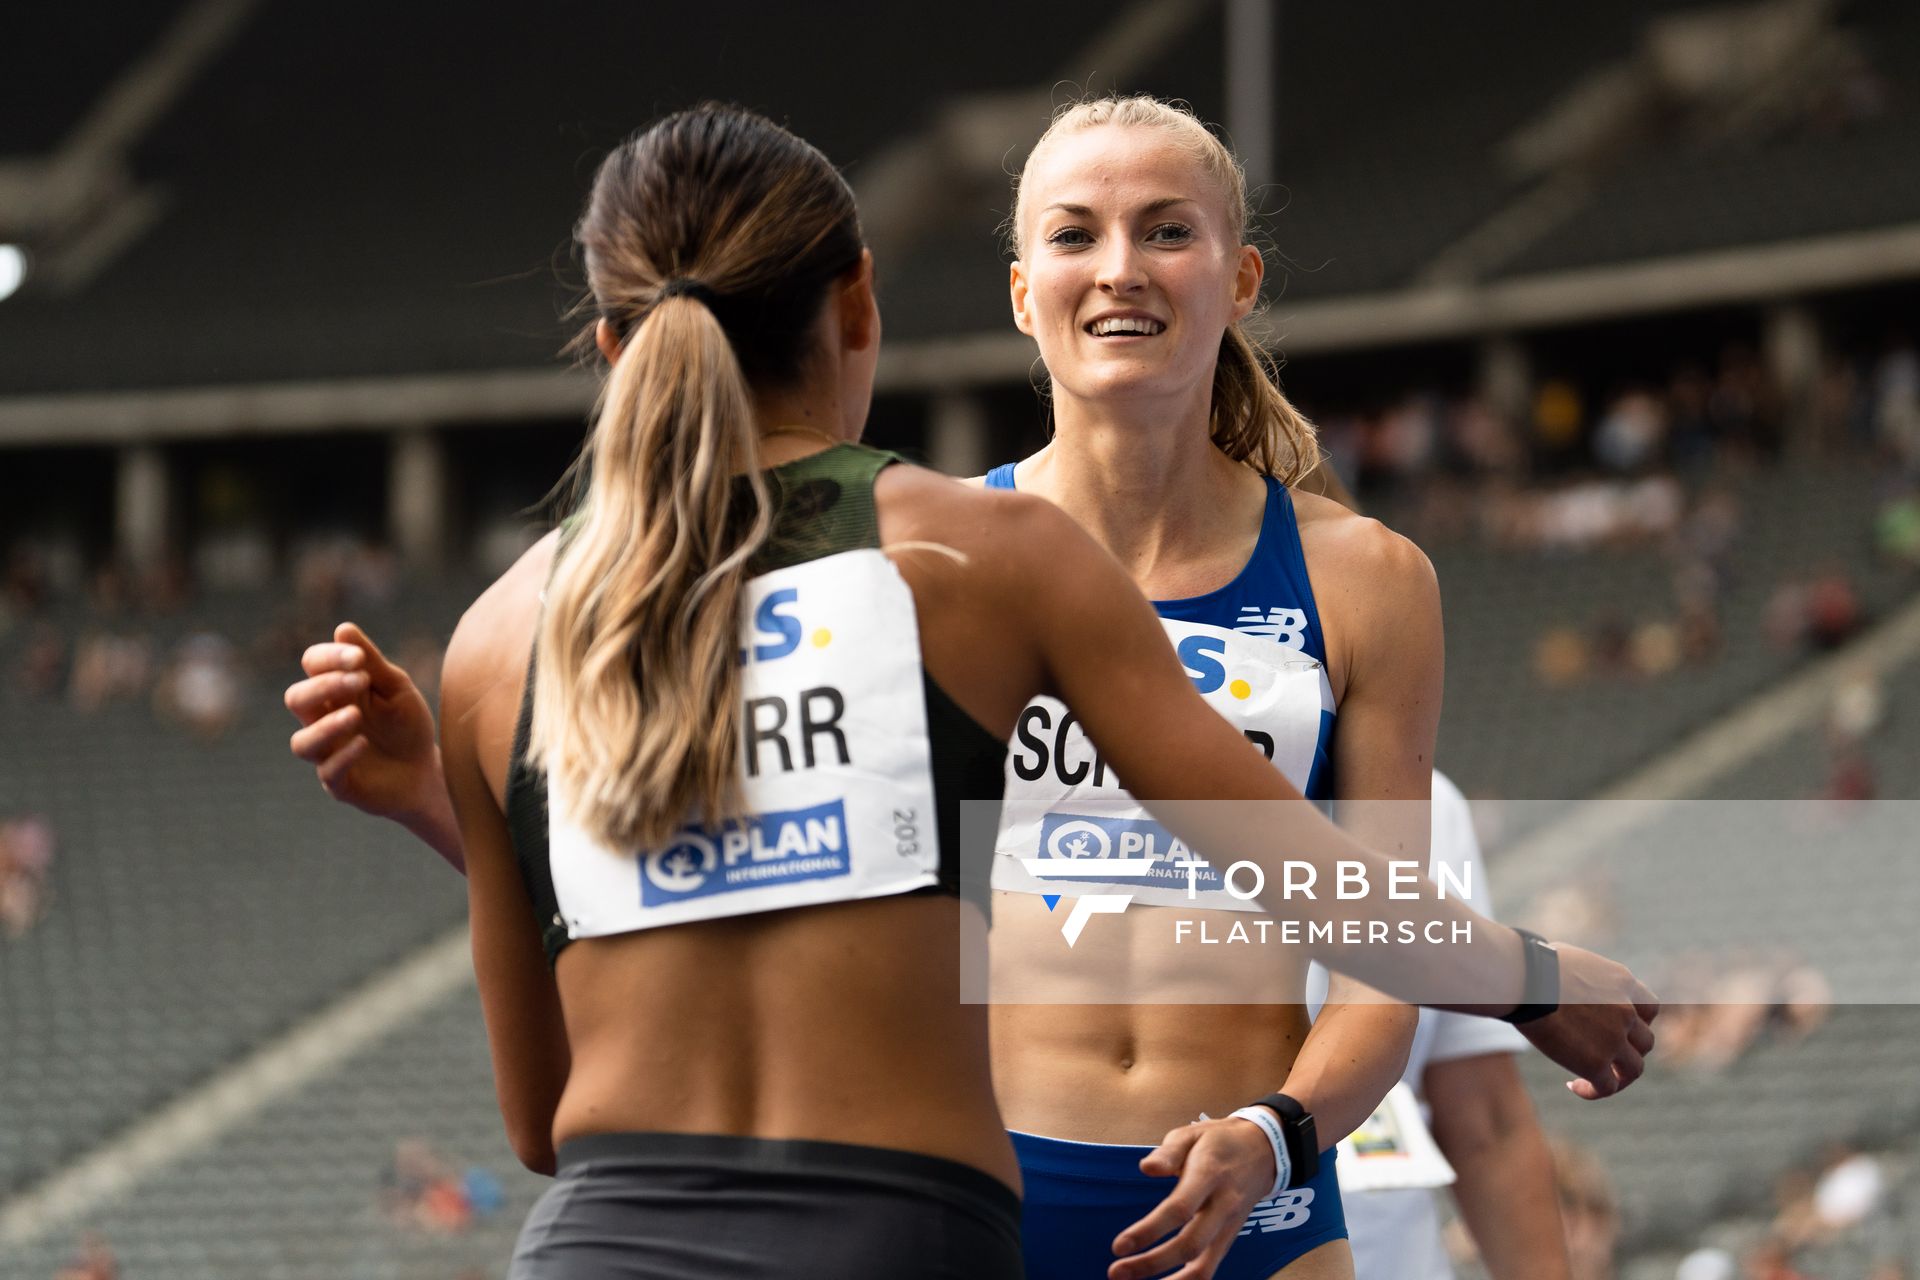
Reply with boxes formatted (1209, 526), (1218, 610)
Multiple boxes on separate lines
(1232, 606), (1308, 650)
(1237, 1188), (1315, 1236)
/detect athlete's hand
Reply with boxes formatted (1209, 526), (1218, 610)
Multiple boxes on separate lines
(1108, 1117), (1276, 1280)
(1520, 943), (1659, 1100)
(286, 622), (443, 823)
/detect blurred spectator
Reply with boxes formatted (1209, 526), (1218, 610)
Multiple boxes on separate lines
(52, 1233), (116, 1280)
(1677, 595), (1724, 667)
(0, 814), (54, 940)
(1675, 1247), (1736, 1280)
(1679, 489), (1742, 580)
(1766, 570), (1865, 654)
(15, 622), (66, 697)
(1804, 569), (1864, 650)
(291, 537), (401, 618)
(462, 1165), (507, 1219)
(1628, 619), (1683, 678)
(1874, 487), (1920, 569)
(1810, 1149), (1885, 1235)
(1594, 387), (1669, 473)
(68, 632), (153, 714)
(1823, 744), (1876, 802)
(1531, 378), (1585, 464)
(381, 1138), (472, 1235)
(1668, 364), (1718, 472)
(1872, 337), (1920, 474)
(1655, 952), (1830, 1072)
(153, 633), (244, 740)
(1763, 581), (1808, 650)
(1743, 1237), (1810, 1280)
(1534, 625), (1592, 687)
(1447, 394), (1523, 475)
(3, 546), (51, 614)
(1814, 355), (1865, 452)
(1552, 1137), (1621, 1280)
(1710, 342), (1781, 459)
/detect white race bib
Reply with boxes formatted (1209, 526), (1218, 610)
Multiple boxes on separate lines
(1335, 1082), (1456, 1193)
(993, 618), (1331, 910)
(550, 549), (939, 936)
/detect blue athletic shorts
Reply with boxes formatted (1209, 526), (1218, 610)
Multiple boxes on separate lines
(1012, 1130), (1346, 1280)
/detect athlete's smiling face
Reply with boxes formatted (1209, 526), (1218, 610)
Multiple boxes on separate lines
(1011, 125), (1262, 410)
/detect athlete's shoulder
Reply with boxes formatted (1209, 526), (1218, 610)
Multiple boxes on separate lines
(1291, 488), (1437, 596)
(875, 462), (1090, 595)
(875, 460), (1065, 537)
(444, 529), (554, 703)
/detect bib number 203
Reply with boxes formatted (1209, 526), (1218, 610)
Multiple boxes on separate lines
(893, 809), (919, 857)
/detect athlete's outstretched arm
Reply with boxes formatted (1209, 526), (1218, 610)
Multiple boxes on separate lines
(993, 494), (1656, 1073)
(287, 622), (464, 872)
(1280, 978), (1417, 1145)
(286, 534), (564, 870)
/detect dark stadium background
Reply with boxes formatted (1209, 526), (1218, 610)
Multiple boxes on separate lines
(4, 1), (1919, 1276)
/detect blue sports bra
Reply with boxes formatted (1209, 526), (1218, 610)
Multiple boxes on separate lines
(984, 461), (1335, 799)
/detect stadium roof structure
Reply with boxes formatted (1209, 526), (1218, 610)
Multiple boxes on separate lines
(0, 0), (1157, 399)
(4, 0), (1920, 428)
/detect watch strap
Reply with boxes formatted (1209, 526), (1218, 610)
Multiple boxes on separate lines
(1247, 1092), (1319, 1189)
(1499, 927), (1560, 1024)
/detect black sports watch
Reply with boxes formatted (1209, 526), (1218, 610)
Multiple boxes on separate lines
(1499, 927), (1561, 1024)
(1248, 1092), (1319, 1189)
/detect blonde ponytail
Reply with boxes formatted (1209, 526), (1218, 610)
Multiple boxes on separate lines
(529, 105), (864, 853)
(1211, 326), (1317, 483)
(531, 295), (769, 850)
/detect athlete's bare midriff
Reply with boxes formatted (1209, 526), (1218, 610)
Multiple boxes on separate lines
(549, 894), (1019, 1191)
(987, 892), (1316, 1143)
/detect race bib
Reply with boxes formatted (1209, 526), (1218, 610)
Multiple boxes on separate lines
(993, 618), (1331, 910)
(550, 549), (939, 936)
(1334, 1082), (1456, 1192)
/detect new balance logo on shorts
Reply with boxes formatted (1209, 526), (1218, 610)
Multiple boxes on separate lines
(1232, 605), (1309, 650)
(1236, 1187), (1315, 1236)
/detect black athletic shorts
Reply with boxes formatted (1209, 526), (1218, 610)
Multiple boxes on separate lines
(509, 1131), (1024, 1279)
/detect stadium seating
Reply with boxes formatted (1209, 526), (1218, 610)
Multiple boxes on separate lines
(1429, 458), (1914, 799)
(0, 578), (479, 1201)
(3, 984), (544, 1279)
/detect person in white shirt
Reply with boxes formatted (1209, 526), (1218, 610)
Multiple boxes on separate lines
(1315, 771), (1574, 1280)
